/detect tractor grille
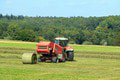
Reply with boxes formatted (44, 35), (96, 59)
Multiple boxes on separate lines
(38, 46), (47, 49)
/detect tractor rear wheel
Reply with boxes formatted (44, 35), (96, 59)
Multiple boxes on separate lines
(22, 53), (37, 64)
(67, 52), (74, 61)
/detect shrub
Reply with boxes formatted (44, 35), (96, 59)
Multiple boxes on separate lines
(100, 39), (107, 46)
(4, 36), (12, 40)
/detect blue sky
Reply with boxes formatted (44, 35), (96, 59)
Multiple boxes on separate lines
(0, 0), (120, 17)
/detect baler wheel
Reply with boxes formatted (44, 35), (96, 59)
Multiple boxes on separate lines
(22, 53), (37, 64)
(52, 57), (59, 63)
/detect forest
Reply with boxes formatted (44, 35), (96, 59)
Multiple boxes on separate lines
(0, 14), (120, 46)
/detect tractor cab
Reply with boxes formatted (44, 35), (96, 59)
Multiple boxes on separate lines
(54, 37), (68, 47)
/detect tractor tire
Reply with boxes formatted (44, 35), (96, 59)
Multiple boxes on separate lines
(22, 53), (37, 64)
(52, 57), (59, 63)
(67, 52), (74, 61)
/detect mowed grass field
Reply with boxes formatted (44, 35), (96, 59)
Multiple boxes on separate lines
(0, 39), (120, 80)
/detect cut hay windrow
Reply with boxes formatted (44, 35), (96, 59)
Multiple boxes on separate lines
(75, 51), (120, 56)
(0, 55), (21, 59)
(76, 54), (120, 60)
(0, 47), (35, 51)
(0, 47), (35, 54)
(75, 51), (120, 60)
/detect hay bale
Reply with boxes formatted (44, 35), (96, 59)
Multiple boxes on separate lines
(22, 53), (37, 64)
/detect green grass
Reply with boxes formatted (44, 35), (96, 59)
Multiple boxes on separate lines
(0, 40), (120, 80)
(71, 44), (120, 52)
(0, 39), (36, 49)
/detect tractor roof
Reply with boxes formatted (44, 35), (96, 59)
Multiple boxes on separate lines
(55, 37), (68, 40)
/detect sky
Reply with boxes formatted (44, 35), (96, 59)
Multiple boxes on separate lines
(0, 0), (120, 17)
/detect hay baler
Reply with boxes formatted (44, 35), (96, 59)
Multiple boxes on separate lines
(22, 37), (74, 64)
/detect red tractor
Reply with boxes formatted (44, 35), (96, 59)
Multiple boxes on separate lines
(22, 37), (74, 64)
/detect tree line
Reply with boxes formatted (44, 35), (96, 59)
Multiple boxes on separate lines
(0, 14), (120, 46)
